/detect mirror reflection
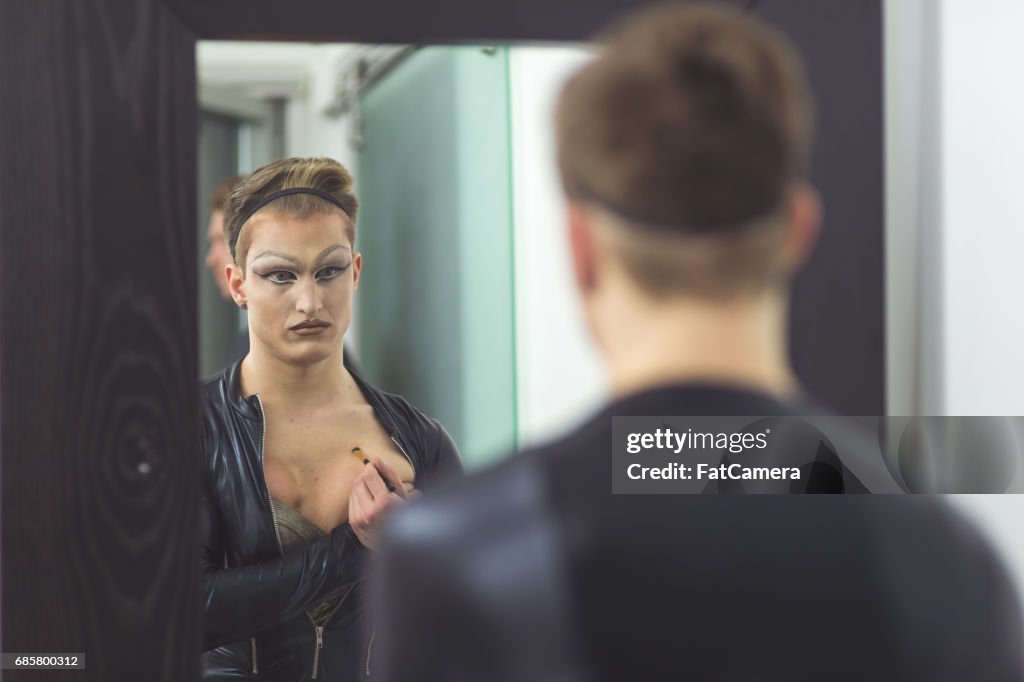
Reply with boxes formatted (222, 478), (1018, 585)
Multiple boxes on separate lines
(198, 41), (598, 471)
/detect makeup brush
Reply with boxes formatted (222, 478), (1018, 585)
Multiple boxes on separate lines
(351, 447), (397, 493)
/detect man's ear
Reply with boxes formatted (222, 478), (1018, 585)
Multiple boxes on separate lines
(782, 182), (822, 273)
(351, 252), (363, 291)
(567, 200), (598, 295)
(227, 262), (246, 308)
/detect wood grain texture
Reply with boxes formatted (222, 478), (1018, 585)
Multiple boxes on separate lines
(0, 1), (199, 680)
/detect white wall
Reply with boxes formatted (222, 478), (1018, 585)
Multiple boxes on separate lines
(938, 0), (1024, 415)
(885, 0), (1024, 416)
(508, 46), (607, 448)
(886, 0), (1024, 611)
(939, 0), (1024, 618)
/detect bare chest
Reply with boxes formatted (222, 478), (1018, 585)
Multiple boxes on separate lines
(262, 406), (414, 533)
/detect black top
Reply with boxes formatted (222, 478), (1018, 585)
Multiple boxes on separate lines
(199, 359), (462, 681)
(375, 384), (1024, 682)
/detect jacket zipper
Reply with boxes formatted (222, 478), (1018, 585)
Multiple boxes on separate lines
(255, 394), (285, 552)
(311, 624), (324, 679)
(306, 428), (396, 680)
(251, 394), (284, 676)
(252, 395), (395, 679)
(389, 434), (416, 479)
(365, 628), (375, 677)
(307, 584), (354, 679)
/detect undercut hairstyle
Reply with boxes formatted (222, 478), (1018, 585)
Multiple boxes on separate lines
(594, 209), (789, 299)
(224, 157), (359, 268)
(556, 3), (815, 297)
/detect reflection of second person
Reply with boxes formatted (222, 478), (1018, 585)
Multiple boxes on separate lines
(199, 156), (462, 681)
(204, 174), (250, 362)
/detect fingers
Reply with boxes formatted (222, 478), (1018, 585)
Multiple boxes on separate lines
(348, 482), (371, 547)
(348, 454), (419, 551)
(348, 477), (371, 525)
(360, 462), (390, 500)
(373, 457), (406, 500)
(348, 460), (410, 548)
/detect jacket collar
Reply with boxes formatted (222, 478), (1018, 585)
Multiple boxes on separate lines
(221, 357), (399, 436)
(223, 358), (262, 419)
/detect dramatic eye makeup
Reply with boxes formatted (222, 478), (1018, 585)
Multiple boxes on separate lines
(257, 269), (297, 284)
(314, 262), (351, 281)
(251, 260), (351, 285)
(249, 246), (351, 285)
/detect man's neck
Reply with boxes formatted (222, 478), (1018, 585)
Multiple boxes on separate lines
(239, 345), (356, 409)
(597, 289), (797, 401)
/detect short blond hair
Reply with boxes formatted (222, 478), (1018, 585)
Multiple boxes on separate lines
(224, 157), (359, 268)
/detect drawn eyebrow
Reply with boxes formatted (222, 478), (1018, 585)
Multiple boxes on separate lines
(250, 244), (350, 267)
(316, 244), (350, 262)
(249, 250), (299, 266)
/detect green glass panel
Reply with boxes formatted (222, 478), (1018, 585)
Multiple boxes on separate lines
(357, 46), (516, 470)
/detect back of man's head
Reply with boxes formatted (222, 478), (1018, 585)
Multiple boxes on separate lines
(557, 3), (816, 299)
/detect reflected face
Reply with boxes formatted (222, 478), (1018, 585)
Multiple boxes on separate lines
(204, 210), (233, 300)
(230, 211), (360, 367)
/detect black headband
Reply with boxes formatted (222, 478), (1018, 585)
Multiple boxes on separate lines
(229, 187), (352, 260)
(568, 177), (783, 234)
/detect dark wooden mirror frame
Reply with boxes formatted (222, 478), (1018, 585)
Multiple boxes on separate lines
(1, 1), (881, 678)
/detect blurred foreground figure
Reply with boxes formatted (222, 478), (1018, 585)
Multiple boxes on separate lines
(374, 4), (1024, 681)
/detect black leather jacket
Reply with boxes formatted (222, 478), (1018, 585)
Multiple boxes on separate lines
(374, 386), (1024, 682)
(199, 360), (462, 680)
